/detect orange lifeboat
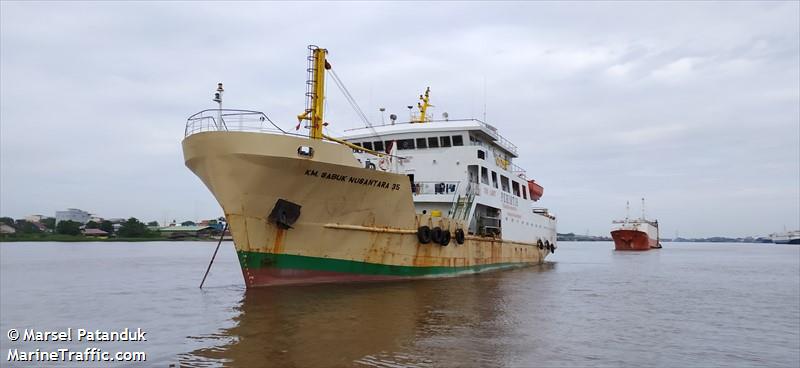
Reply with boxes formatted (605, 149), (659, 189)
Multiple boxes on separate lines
(528, 180), (544, 201)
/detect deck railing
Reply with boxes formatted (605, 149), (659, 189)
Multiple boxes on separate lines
(184, 109), (288, 137)
(510, 162), (527, 180)
(475, 120), (518, 156)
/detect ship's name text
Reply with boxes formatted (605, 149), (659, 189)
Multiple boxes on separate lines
(304, 170), (400, 191)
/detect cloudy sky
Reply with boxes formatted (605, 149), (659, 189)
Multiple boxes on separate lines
(1, 2), (798, 237)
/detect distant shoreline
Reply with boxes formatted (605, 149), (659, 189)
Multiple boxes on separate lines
(557, 234), (774, 244)
(562, 239), (774, 244)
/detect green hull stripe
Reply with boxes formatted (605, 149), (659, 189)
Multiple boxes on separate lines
(237, 251), (530, 277)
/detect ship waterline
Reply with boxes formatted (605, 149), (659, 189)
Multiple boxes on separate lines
(236, 251), (538, 286)
(184, 131), (550, 287)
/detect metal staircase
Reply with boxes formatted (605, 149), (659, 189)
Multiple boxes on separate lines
(450, 184), (477, 221)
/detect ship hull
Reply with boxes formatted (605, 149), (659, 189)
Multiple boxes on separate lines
(184, 131), (555, 288)
(237, 250), (531, 287)
(611, 229), (658, 251)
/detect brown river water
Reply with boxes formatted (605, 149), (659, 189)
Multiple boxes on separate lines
(1, 241), (798, 367)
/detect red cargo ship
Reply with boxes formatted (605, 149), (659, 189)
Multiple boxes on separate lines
(611, 200), (661, 251)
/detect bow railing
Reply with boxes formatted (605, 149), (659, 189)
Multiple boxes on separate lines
(185, 109), (287, 137)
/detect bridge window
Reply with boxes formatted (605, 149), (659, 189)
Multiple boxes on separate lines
(397, 139), (415, 150)
(362, 141), (373, 151)
(373, 141), (384, 152)
(500, 175), (510, 193)
(522, 185), (527, 200)
(416, 138), (427, 149)
(477, 150), (485, 160)
(440, 136), (452, 147)
(468, 165), (479, 184)
(491, 171), (498, 188)
(452, 135), (464, 146)
(428, 137), (439, 148)
(512, 181), (521, 197)
(352, 142), (363, 153)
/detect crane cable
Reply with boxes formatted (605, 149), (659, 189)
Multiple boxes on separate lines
(328, 69), (381, 141)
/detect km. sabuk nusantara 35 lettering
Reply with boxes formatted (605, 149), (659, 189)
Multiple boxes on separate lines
(182, 45), (558, 287)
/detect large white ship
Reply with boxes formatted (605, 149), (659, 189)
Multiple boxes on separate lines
(182, 46), (557, 287)
(770, 230), (800, 244)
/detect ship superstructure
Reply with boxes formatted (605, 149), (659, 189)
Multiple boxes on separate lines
(343, 118), (556, 245)
(182, 46), (557, 287)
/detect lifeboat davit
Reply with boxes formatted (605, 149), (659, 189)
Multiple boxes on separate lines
(528, 180), (544, 201)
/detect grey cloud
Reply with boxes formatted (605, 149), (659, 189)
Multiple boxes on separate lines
(1, 1), (797, 237)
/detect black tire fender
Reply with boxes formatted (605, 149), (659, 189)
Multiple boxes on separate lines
(417, 226), (432, 244)
(431, 227), (443, 244)
(454, 229), (465, 244)
(440, 230), (451, 246)
(537, 239), (544, 250)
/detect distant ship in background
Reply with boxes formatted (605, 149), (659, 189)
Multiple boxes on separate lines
(770, 230), (800, 244)
(611, 199), (661, 251)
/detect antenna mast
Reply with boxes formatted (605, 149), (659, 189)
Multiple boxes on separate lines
(626, 201), (630, 221)
(412, 87), (432, 123)
(483, 75), (487, 122)
(641, 197), (646, 220)
(213, 83), (224, 128)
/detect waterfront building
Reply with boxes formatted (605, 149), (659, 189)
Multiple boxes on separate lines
(24, 214), (47, 223)
(0, 224), (16, 234)
(55, 208), (91, 225)
(82, 228), (109, 237)
(158, 225), (214, 239)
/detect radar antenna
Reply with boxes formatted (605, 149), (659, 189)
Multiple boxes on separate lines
(412, 87), (433, 123)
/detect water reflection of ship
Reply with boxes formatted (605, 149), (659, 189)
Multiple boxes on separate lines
(180, 265), (554, 367)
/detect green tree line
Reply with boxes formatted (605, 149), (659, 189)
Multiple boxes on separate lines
(1, 217), (158, 238)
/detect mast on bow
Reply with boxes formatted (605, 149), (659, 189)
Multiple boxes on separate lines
(297, 45), (331, 140)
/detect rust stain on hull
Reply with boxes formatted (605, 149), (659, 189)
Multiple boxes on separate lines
(273, 228), (286, 254)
